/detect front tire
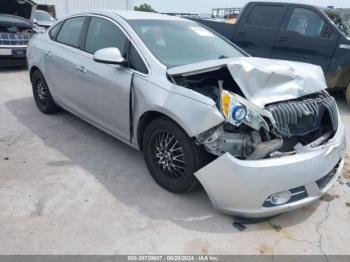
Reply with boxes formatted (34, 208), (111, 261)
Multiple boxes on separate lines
(31, 70), (60, 114)
(346, 83), (350, 106)
(142, 117), (209, 193)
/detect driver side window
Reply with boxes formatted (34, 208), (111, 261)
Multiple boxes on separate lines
(84, 17), (127, 55)
(287, 8), (326, 38)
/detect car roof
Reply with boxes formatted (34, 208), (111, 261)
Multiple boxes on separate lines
(70, 10), (188, 21)
(249, 1), (337, 12)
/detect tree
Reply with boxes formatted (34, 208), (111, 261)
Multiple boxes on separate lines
(134, 3), (157, 13)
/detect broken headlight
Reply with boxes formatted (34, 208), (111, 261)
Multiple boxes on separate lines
(221, 90), (247, 125)
(220, 90), (274, 132)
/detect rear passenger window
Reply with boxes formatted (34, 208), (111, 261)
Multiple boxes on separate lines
(246, 5), (284, 28)
(287, 8), (325, 38)
(84, 17), (127, 55)
(49, 21), (63, 40)
(56, 17), (85, 48)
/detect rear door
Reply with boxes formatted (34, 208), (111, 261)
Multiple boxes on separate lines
(235, 3), (287, 57)
(272, 6), (339, 73)
(45, 16), (88, 111)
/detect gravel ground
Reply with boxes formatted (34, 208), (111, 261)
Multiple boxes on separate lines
(0, 69), (349, 255)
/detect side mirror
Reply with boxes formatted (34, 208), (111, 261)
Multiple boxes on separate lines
(93, 47), (127, 65)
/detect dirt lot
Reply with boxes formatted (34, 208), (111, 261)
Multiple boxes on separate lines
(0, 69), (350, 255)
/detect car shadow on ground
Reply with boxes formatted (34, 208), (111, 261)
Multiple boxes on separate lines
(5, 97), (317, 233)
(0, 67), (27, 73)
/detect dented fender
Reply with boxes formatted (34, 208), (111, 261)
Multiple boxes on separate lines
(132, 76), (225, 147)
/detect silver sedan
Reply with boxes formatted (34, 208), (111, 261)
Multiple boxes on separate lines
(27, 10), (346, 218)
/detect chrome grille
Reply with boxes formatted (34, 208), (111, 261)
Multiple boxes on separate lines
(0, 32), (32, 46)
(266, 94), (338, 137)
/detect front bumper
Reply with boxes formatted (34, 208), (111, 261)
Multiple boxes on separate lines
(195, 121), (346, 218)
(0, 46), (27, 67)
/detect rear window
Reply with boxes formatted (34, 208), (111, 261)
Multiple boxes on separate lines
(56, 17), (85, 48)
(35, 11), (54, 22)
(246, 5), (284, 28)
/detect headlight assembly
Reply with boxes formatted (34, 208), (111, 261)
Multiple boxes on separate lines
(220, 90), (274, 132)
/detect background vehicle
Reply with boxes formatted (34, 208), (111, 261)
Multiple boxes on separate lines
(195, 2), (350, 104)
(0, 0), (37, 67)
(33, 10), (55, 29)
(0, 14), (36, 67)
(162, 13), (200, 19)
(211, 8), (243, 23)
(0, 0), (36, 20)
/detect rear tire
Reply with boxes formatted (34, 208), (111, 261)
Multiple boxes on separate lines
(142, 117), (209, 193)
(31, 70), (60, 114)
(346, 83), (350, 106)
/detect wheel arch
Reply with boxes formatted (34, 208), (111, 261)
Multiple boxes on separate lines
(137, 111), (187, 151)
(136, 102), (224, 150)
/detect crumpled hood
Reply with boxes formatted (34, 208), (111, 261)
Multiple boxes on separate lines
(168, 57), (328, 108)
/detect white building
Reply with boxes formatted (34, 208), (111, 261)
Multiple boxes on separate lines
(34, 0), (133, 18)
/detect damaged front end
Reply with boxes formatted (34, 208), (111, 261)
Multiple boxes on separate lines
(198, 90), (339, 161)
(168, 57), (346, 217)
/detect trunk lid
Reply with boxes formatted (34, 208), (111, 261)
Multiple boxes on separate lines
(167, 57), (328, 107)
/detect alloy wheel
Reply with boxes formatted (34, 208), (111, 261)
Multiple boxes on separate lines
(151, 130), (187, 181)
(36, 79), (49, 105)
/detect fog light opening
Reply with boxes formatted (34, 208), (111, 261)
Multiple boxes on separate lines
(270, 191), (292, 205)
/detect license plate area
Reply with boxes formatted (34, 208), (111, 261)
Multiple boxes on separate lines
(0, 48), (12, 56)
(12, 48), (26, 58)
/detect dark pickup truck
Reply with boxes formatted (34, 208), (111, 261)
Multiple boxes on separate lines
(195, 2), (350, 104)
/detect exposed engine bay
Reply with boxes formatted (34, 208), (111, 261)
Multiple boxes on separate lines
(0, 24), (35, 47)
(170, 65), (339, 160)
(0, 16), (36, 47)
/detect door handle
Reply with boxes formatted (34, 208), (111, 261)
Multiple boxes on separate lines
(238, 31), (245, 37)
(75, 65), (87, 73)
(279, 36), (288, 42)
(45, 51), (53, 57)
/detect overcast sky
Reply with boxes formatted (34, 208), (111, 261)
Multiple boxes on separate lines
(134, 0), (350, 13)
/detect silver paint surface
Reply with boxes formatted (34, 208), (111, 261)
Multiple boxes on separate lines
(27, 10), (346, 218)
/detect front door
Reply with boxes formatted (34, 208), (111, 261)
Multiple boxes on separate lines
(272, 7), (339, 73)
(72, 16), (132, 141)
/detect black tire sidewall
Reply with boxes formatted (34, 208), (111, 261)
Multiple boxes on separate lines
(143, 118), (201, 193)
(346, 83), (350, 106)
(32, 70), (60, 114)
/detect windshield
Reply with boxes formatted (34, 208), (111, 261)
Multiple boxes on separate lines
(325, 11), (350, 37)
(128, 19), (244, 67)
(35, 11), (54, 22)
